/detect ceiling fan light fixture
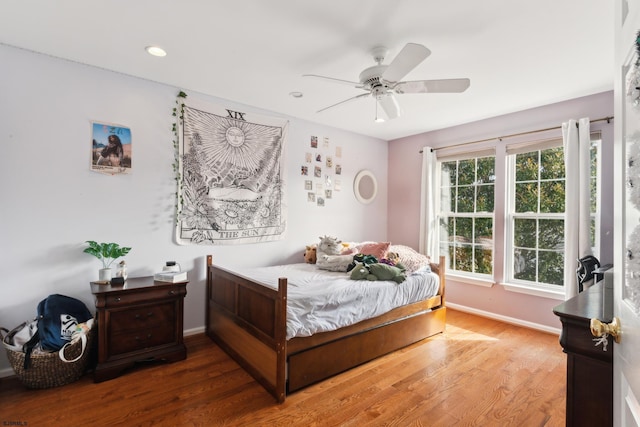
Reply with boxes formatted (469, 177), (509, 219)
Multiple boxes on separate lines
(374, 98), (385, 123)
(145, 46), (167, 57)
(378, 93), (401, 120)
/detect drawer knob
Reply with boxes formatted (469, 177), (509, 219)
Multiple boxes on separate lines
(134, 312), (154, 320)
(590, 317), (621, 343)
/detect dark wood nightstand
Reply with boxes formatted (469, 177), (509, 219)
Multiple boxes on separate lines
(91, 276), (188, 382)
(553, 281), (613, 427)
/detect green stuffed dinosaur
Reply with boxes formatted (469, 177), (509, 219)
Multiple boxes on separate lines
(349, 262), (407, 283)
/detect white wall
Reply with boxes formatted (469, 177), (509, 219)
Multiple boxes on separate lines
(0, 44), (388, 375)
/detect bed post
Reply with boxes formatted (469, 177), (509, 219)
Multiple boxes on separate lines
(275, 277), (287, 403)
(438, 255), (446, 306)
(206, 255), (213, 336)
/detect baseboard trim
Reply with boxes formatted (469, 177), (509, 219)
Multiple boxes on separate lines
(0, 367), (14, 378)
(447, 302), (561, 335)
(184, 326), (205, 337)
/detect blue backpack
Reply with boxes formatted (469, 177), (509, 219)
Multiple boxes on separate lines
(23, 294), (92, 368)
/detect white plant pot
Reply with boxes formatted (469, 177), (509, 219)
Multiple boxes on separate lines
(99, 268), (112, 282)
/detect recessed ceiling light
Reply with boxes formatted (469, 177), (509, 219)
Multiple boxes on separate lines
(289, 91), (303, 98)
(145, 46), (167, 57)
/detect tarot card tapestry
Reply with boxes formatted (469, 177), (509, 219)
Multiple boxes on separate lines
(176, 98), (288, 245)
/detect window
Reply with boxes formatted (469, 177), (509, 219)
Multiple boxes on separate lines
(438, 156), (495, 277)
(432, 133), (601, 294)
(505, 136), (601, 289)
(508, 144), (566, 287)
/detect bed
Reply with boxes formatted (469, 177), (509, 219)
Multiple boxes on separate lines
(205, 253), (446, 402)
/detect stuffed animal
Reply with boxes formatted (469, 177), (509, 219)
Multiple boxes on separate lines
(317, 235), (342, 256)
(380, 252), (400, 266)
(316, 235), (354, 272)
(304, 244), (317, 264)
(349, 262), (407, 283)
(346, 253), (378, 272)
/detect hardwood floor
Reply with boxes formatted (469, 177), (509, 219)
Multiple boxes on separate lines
(0, 309), (565, 426)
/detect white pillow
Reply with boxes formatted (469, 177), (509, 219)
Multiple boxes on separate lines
(388, 245), (431, 274)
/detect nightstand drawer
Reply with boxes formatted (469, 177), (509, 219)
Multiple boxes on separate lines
(105, 286), (185, 306)
(92, 277), (187, 382)
(110, 302), (175, 332)
(109, 326), (176, 355)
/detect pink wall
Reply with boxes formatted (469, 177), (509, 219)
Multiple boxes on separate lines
(387, 91), (614, 329)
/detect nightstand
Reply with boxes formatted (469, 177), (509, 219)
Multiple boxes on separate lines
(553, 281), (613, 427)
(90, 276), (188, 382)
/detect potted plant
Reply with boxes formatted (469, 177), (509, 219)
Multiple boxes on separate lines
(84, 241), (131, 282)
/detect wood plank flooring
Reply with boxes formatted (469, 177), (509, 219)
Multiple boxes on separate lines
(0, 309), (565, 426)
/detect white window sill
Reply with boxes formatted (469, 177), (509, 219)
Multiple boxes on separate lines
(500, 282), (565, 300)
(445, 273), (495, 288)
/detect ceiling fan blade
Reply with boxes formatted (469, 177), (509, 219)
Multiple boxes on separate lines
(394, 78), (471, 94)
(382, 43), (431, 83)
(317, 93), (370, 113)
(303, 74), (364, 88)
(377, 93), (401, 119)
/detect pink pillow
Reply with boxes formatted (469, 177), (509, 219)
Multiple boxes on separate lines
(358, 242), (390, 259)
(341, 247), (358, 256)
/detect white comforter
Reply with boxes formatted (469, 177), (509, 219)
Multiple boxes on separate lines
(233, 263), (440, 339)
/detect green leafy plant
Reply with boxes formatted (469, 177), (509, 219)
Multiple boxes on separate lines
(83, 241), (131, 269)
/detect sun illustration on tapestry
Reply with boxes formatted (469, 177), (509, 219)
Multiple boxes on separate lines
(176, 101), (288, 245)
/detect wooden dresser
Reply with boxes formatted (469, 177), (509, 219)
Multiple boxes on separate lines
(91, 276), (188, 382)
(553, 281), (613, 427)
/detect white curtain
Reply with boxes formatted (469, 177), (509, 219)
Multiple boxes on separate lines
(419, 147), (439, 257)
(562, 117), (592, 300)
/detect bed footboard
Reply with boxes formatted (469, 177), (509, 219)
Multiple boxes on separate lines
(205, 255), (287, 402)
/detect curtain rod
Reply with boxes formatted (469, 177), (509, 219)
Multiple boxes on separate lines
(419, 116), (614, 153)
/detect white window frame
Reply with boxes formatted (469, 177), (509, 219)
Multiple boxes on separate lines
(436, 152), (496, 281)
(502, 134), (602, 296)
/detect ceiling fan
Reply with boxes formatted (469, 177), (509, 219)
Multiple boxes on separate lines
(303, 43), (470, 121)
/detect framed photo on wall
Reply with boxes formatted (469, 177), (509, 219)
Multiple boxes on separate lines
(91, 121), (132, 175)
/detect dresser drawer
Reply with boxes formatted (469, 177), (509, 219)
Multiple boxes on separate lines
(105, 286), (185, 306)
(109, 326), (176, 356)
(109, 302), (175, 333)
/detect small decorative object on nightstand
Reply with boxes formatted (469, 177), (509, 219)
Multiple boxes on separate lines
(91, 276), (188, 382)
(83, 241), (131, 283)
(116, 260), (128, 280)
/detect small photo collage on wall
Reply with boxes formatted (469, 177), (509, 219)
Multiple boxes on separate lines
(301, 135), (343, 207)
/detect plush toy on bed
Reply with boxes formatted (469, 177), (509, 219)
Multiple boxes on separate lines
(316, 235), (354, 272)
(349, 261), (406, 283)
(346, 253), (378, 272)
(304, 244), (317, 264)
(381, 252), (400, 266)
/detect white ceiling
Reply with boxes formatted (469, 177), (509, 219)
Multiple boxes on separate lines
(1, 1), (614, 141)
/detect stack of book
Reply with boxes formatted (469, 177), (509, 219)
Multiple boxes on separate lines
(153, 271), (188, 283)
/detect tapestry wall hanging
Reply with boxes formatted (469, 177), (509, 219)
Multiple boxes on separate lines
(91, 121), (132, 175)
(176, 97), (289, 245)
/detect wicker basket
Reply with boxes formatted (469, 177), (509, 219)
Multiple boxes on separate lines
(1, 325), (95, 389)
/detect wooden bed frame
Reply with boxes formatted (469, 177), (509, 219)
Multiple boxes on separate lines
(205, 255), (446, 402)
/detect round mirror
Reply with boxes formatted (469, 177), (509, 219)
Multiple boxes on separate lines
(354, 170), (378, 204)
